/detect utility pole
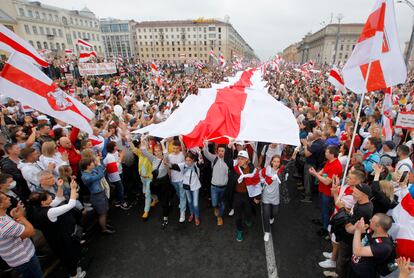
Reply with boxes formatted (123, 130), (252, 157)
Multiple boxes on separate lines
(332, 13), (344, 65)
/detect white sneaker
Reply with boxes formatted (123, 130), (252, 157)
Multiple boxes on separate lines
(70, 268), (86, 278)
(263, 232), (270, 242)
(322, 252), (332, 259)
(323, 270), (338, 277)
(319, 259), (336, 269)
(179, 212), (185, 223)
(228, 209), (234, 216)
(269, 218), (274, 225)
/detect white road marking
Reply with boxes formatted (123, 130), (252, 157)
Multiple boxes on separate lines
(264, 234), (278, 278)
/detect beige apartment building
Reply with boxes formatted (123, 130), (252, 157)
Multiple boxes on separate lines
(282, 43), (300, 63)
(296, 23), (364, 65)
(1, 0), (104, 56)
(134, 18), (257, 63)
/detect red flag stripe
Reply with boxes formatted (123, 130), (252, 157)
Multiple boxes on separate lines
(360, 60), (387, 92)
(0, 33), (48, 67)
(0, 63), (90, 121)
(329, 69), (345, 85)
(357, 2), (386, 43)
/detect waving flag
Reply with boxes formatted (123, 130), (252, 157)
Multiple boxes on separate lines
(219, 53), (226, 68)
(65, 49), (73, 54)
(79, 51), (96, 62)
(0, 53), (94, 133)
(342, 0), (407, 93)
(381, 87), (393, 140)
(147, 69), (300, 148)
(0, 24), (48, 67)
(76, 39), (92, 49)
(150, 62), (158, 74)
(328, 66), (347, 94)
(210, 50), (217, 61)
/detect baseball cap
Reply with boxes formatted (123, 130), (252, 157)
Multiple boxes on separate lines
(235, 140), (245, 146)
(331, 116), (341, 124)
(356, 184), (372, 198)
(237, 150), (249, 159)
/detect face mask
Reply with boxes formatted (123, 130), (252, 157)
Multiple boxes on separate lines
(9, 181), (17, 190)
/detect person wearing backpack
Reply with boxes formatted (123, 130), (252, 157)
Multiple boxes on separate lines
(350, 213), (395, 278)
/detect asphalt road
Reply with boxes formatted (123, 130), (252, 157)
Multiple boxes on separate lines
(48, 179), (330, 278)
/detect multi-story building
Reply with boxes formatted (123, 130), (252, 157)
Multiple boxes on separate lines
(134, 18), (257, 63)
(282, 43), (300, 63)
(296, 23), (364, 65)
(1, 0), (104, 56)
(100, 18), (137, 59)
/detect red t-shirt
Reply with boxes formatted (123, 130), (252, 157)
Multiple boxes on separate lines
(318, 158), (343, 197)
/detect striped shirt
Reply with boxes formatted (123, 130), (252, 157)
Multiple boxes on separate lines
(0, 215), (35, 267)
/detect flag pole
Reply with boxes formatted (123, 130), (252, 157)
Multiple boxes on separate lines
(341, 62), (372, 186)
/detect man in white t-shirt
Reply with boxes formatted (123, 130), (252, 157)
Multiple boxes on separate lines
(259, 143), (283, 168)
(396, 145), (413, 173)
(164, 139), (186, 223)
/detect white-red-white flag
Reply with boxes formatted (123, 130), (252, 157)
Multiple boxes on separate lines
(0, 24), (49, 67)
(79, 51), (96, 62)
(219, 53), (226, 68)
(210, 50), (217, 61)
(342, 0), (407, 93)
(65, 49), (73, 54)
(150, 62), (158, 74)
(76, 39), (92, 49)
(328, 66), (347, 94)
(0, 53), (94, 134)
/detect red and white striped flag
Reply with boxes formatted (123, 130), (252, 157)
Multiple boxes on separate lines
(328, 66), (347, 94)
(381, 87), (393, 140)
(210, 50), (217, 61)
(197, 62), (204, 70)
(342, 0), (407, 93)
(76, 39), (92, 49)
(0, 23), (49, 67)
(0, 53), (94, 134)
(150, 62), (158, 74)
(79, 51), (96, 62)
(219, 53), (226, 68)
(65, 49), (73, 54)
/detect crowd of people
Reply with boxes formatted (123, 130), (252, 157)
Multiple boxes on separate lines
(0, 54), (413, 278)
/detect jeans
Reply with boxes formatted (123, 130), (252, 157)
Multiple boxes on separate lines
(319, 193), (333, 230)
(303, 163), (315, 197)
(141, 177), (157, 213)
(185, 189), (200, 218)
(211, 185), (226, 217)
(171, 181), (187, 214)
(14, 255), (43, 278)
(233, 192), (252, 231)
(111, 180), (125, 203)
(262, 203), (279, 233)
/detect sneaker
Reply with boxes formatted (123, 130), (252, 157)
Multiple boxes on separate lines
(83, 202), (92, 207)
(217, 217), (223, 226)
(119, 202), (131, 210)
(195, 218), (200, 226)
(300, 196), (312, 203)
(179, 212), (186, 223)
(214, 208), (219, 217)
(101, 229), (115, 235)
(106, 223), (115, 230)
(264, 232), (270, 242)
(318, 259), (336, 269)
(245, 219), (253, 228)
(323, 271), (338, 277)
(84, 206), (94, 212)
(161, 219), (168, 229)
(142, 211), (149, 220)
(228, 209), (234, 216)
(322, 252), (332, 259)
(269, 218), (274, 225)
(150, 199), (159, 207)
(77, 267), (87, 278)
(188, 214), (194, 223)
(236, 230), (244, 242)
(114, 202), (121, 207)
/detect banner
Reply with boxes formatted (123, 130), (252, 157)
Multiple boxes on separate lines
(78, 63), (117, 76)
(395, 112), (414, 129)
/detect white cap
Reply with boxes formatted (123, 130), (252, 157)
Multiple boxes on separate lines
(331, 116), (341, 124)
(37, 115), (49, 121)
(238, 150), (249, 159)
(234, 140), (245, 146)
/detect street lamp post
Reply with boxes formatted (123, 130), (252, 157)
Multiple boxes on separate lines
(333, 13), (344, 65)
(397, 0), (414, 66)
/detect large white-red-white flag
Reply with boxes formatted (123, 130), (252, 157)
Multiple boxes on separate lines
(342, 0), (407, 94)
(0, 53), (94, 133)
(76, 39), (92, 49)
(0, 24), (49, 67)
(79, 51), (96, 62)
(328, 66), (347, 94)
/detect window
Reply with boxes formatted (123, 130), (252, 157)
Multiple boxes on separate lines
(62, 17), (68, 25)
(32, 26), (38, 35)
(48, 14), (52, 21)
(340, 44), (344, 51)
(92, 34), (95, 40)
(49, 42), (53, 50)
(73, 31), (76, 39)
(43, 42), (48, 49)
(80, 19), (83, 26)
(346, 45), (350, 51)
(218, 27), (221, 33)
(42, 12), (46, 19)
(56, 43), (60, 50)
(35, 11), (40, 19)
(97, 34), (99, 41)
(82, 32), (86, 38)
(52, 28), (57, 36)
(19, 8), (25, 17)
(61, 43), (65, 50)
(28, 10), (33, 17)
(24, 25), (30, 34)
(36, 41), (41, 49)
(208, 26), (216, 31)
(45, 27), (50, 34)
(54, 15), (59, 22)
(78, 31), (81, 38)
(58, 29), (62, 37)
(70, 17), (73, 24)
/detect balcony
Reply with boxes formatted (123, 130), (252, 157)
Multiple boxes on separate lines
(46, 34), (55, 40)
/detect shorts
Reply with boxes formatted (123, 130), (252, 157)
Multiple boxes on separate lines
(90, 191), (109, 215)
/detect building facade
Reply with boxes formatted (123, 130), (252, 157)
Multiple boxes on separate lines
(134, 18), (257, 63)
(100, 18), (137, 59)
(2, 0), (104, 56)
(282, 43), (299, 63)
(296, 23), (364, 65)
